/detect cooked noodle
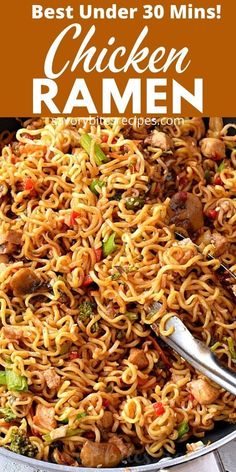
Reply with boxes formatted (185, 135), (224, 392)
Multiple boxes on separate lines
(0, 117), (235, 467)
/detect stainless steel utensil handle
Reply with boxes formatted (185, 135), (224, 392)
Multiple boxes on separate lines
(160, 316), (236, 396)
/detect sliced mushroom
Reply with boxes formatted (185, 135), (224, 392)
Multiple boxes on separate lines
(128, 348), (149, 370)
(80, 440), (122, 468)
(10, 268), (41, 296)
(99, 411), (113, 430)
(169, 192), (204, 233)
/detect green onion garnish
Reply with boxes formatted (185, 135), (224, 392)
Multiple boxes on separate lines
(177, 421), (189, 439)
(227, 337), (236, 360)
(80, 134), (109, 166)
(90, 179), (105, 196)
(102, 233), (117, 257)
(217, 161), (225, 173)
(210, 342), (221, 352)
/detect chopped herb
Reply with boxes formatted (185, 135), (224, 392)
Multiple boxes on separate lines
(106, 385), (113, 393)
(227, 337), (236, 360)
(125, 312), (138, 321)
(210, 342), (221, 352)
(178, 421), (189, 439)
(80, 134), (109, 166)
(204, 170), (212, 184)
(217, 161), (225, 173)
(78, 301), (94, 321)
(125, 195), (146, 211)
(103, 233), (117, 257)
(0, 407), (17, 422)
(90, 179), (105, 196)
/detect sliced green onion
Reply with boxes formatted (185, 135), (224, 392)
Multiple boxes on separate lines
(76, 412), (87, 420)
(102, 233), (117, 257)
(43, 426), (82, 443)
(0, 371), (6, 385)
(66, 428), (83, 438)
(227, 337), (236, 360)
(5, 370), (28, 392)
(217, 161), (225, 173)
(204, 170), (212, 184)
(80, 134), (109, 166)
(210, 342), (221, 352)
(177, 421), (189, 439)
(59, 417), (69, 424)
(125, 312), (138, 321)
(89, 179), (105, 196)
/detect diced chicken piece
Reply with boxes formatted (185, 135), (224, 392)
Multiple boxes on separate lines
(0, 231), (22, 255)
(99, 411), (114, 430)
(49, 425), (68, 441)
(1, 326), (23, 340)
(197, 230), (212, 247)
(10, 268), (41, 296)
(145, 130), (173, 151)
(0, 254), (9, 264)
(211, 231), (228, 256)
(33, 404), (57, 430)
(108, 435), (135, 459)
(0, 243), (16, 255)
(80, 440), (122, 468)
(52, 449), (78, 466)
(169, 192), (204, 233)
(44, 368), (61, 389)
(187, 379), (219, 405)
(171, 371), (184, 384)
(128, 348), (149, 370)
(200, 138), (226, 160)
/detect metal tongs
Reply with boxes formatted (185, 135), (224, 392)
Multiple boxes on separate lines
(151, 233), (236, 396)
(152, 317), (236, 396)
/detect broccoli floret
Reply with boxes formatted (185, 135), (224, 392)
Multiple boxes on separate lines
(9, 431), (37, 458)
(78, 301), (93, 320)
(125, 195), (146, 211)
(0, 407), (17, 422)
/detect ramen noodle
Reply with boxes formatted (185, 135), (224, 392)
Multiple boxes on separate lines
(0, 117), (235, 467)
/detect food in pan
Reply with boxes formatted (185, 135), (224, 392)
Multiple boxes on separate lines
(0, 117), (235, 467)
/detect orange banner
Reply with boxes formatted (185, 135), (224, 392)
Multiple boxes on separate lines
(0, 0), (234, 116)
